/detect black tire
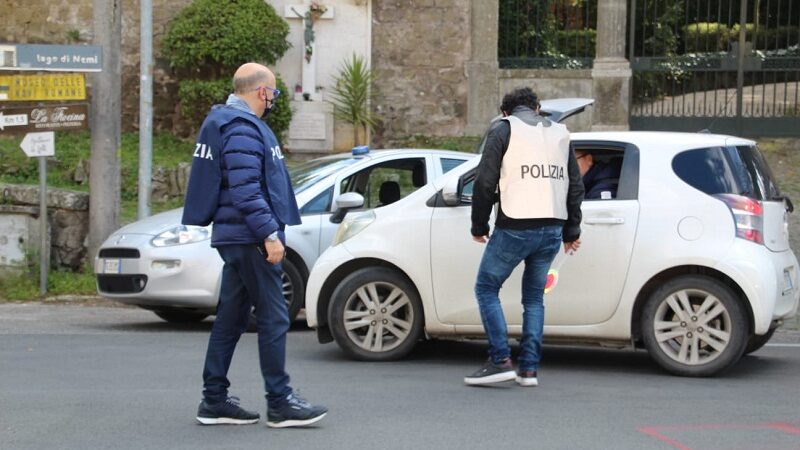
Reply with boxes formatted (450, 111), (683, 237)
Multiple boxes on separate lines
(328, 267), (424, 361)
(744, 327), (777, 355)
(154, 308), (208, 323)
(641, 275), (748, 377)
(283, 258), (305, 322)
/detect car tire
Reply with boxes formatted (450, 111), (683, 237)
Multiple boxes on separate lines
(328, 267), (424, 361)
(641, 275), (748, 377)
(154, 308), (208, 323)
(744, 327), (777, 355)
(283, 258), (305, 322)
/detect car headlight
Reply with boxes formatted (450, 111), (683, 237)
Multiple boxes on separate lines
(332, 210), (375, 246)
(151, 225), (211, 247)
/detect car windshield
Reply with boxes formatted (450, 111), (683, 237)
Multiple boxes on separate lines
(289, 157), (362, 194)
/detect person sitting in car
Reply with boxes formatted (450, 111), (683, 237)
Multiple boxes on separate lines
(574, 150), (622, 199)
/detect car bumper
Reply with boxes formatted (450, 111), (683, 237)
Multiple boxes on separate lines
(722, 241), (800, 334)
(94, 234), (221, 310)
(305, 243), (355, 329)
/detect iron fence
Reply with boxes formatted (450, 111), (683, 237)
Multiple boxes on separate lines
(498, 0), (598, 69)
(629, 0), (800, 136)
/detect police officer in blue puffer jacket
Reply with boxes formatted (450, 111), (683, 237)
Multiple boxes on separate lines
(183, 63), (327, 428)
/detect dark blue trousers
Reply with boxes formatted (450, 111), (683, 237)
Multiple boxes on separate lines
(202, 244), (292, 408)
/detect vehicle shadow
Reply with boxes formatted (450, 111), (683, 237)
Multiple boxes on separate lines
(315, 337), (791, 379)
(84, 317), (313, 333)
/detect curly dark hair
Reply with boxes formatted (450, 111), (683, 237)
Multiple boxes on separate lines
(500, 87), (540, 114)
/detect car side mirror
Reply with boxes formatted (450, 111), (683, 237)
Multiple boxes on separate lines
(330, 192), (365, 224)
(441, 177), (462, 207)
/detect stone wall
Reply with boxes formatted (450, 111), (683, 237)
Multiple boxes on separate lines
(370, 0), (471, 146)
(0, 184), (89, 271)
(498, 69), (595, 132)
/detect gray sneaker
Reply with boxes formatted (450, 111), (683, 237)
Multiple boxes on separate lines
(464, 358), (515, 385)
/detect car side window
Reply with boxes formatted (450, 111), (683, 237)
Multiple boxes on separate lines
(441, 158), (467, 174)
(339, 158), (427, 209)
(574, 148), (625, 201)
(301, 186), (333, 215)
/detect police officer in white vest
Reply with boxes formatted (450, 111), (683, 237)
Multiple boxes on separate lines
(464, 87), (584, 387)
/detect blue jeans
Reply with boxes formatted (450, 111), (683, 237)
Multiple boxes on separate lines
(474, 226), (562, 372)
(202, 243), (292, 409)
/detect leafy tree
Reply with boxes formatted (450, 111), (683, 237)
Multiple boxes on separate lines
(162, 0), (292, 140)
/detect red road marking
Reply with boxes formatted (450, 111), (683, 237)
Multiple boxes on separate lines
(638, 421), (800, 449)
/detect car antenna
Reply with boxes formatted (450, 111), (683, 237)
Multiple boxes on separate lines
(699, 87), (738, 134)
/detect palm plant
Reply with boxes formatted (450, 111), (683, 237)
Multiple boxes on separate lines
(328, 54), (377, 146)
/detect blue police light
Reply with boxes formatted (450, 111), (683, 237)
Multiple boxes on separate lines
(352, 145), (369, 155)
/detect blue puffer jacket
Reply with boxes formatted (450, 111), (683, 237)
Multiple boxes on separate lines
(212, 118), (300, 246)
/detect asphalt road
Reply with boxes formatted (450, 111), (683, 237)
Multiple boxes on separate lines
(1, 303), (799, 450)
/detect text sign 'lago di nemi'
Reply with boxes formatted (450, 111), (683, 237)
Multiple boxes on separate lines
(0, 44), (102, 72)
(0, 104), (89, 134)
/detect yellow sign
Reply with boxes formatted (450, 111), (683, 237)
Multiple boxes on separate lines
(0, 73), (86, 101)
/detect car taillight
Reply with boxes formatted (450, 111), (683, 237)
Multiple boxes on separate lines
(714, 193), (764, 244)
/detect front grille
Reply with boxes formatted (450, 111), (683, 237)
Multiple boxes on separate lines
(97, 275), (148, 294)
(98, 248), (141, 259)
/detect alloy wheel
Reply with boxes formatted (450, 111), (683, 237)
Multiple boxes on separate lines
(342, 281), (415, 352)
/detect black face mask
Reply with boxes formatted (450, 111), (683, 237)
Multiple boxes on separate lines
(261, 98), (273, 119)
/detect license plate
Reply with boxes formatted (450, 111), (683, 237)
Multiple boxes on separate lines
(103, 259), (121, 274)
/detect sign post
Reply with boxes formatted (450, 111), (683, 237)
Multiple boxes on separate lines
(19, 131), (55, 294)
(0, 43), (99, 295)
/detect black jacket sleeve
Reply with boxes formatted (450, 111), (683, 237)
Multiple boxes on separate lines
(563, 143), (584, 242)
(471, 120), (510, 236)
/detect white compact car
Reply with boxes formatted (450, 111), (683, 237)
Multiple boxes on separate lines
(94, 148), (473, 323)
(305, 131), (799, 376)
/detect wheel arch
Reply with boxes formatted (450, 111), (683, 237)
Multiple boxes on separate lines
(285, 247), (309, 283)
(630, 265), (754, 347)
(315, 258), (423, 329)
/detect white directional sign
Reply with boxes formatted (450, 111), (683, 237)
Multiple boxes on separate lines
(20, 131), (55, 157)
(0, 111), (28, 131)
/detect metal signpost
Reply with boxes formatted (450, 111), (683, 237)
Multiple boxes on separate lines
(19, 132), (55, 294)
(0, 43), (100, 294)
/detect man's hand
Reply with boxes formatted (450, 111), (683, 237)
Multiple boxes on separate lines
(564, 239), (581, 254)
(473, 235), (488, 244)
(264, 239), (285, 265)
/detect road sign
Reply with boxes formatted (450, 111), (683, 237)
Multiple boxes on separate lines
(0, 104), (88, 134)
(0, 111), (28, 130)
(0, 73), (86, 101)
(20, 131), (55, 157)
(0, 44), (102, 72)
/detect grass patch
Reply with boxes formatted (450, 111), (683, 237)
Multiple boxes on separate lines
(0, 265), (97, 301)
(0, 131), (193, 220)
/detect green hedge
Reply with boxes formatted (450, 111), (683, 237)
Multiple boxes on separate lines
(683, 22), (731, 53)
(178, 76), (292, 143)
(683, 22), (800, 53)
(554, 29), (597, 57)
(162, 0), (289, 75)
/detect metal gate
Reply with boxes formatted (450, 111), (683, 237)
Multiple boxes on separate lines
(629, 0), (800, 136)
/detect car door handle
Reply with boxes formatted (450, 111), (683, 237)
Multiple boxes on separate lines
(585, 217), (625, 225)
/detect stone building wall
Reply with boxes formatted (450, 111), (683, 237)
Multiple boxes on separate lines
(370, 0), (471, 146)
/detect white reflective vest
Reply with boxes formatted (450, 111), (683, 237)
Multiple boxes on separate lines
(498, 115), (570, 220)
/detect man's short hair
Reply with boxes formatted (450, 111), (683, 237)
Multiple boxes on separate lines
(500, 87), (540, 114)
(233, 70), (269, 94)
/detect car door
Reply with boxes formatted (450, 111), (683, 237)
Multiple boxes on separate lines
(430, 141), (640, 329)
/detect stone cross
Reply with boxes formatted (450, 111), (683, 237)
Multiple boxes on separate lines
(284, 4), (334, 101)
